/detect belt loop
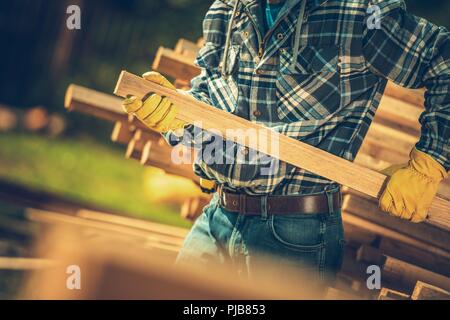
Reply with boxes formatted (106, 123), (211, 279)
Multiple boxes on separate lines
(218, 185), (223, 207)
(324, 185), (335, 215)
(240, 194), (246, 215)
(261, 195), (268, 220)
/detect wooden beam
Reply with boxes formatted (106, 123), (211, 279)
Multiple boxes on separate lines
(343, 223), (379, 246)
(342, 211), (450, 262)
(357, 245), (450, 293)
(384, 82), (425, 109)
(140, 140), (199, 183)
(375, 95), (422, 134)
(125, 129), (159, 160)
(65, 84), (150, 131)
(174, 39), (200, 60)
(65, 84), (124, 122)
(114, 71), (449, 229)
(27, 209), (184, 251)
(325, 287), (360, 300)
(343, 194), (450, 250)
(152, 47), (201, 81)
(411, 281), (450, 300)
(378, 288), (410, 300)
(76, 210), (189, 239)
(378, 237), (450, 278)
(180, 196), (211, 221)
(363, 122), (417, 158)
(358, 143), (410, 165)
(66, 86), (198, 183)
(111, 121), (136, 145)
(0, 257), (57, 270)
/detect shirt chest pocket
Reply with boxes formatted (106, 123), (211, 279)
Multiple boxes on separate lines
(197, 42), (240, 113)
(276, 45), (341, 122)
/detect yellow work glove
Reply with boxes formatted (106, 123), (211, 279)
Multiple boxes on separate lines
(122, 71), (187, 133)
(379, 148), (448, 223)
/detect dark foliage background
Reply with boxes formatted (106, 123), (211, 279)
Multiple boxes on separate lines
(0, 0), (448, 138)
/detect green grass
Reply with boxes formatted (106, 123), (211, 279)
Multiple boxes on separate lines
(0, 132), (192, 228)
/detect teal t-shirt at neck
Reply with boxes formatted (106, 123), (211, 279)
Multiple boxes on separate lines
(265, 1), (285, 29)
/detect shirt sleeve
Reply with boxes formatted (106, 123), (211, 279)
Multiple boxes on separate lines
(363, 1), (450, 170)
(162, 69), (214, 148)
(163, 0), (230, 149)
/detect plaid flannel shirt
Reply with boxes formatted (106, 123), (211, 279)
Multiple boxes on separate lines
(166, 0), (450, 196)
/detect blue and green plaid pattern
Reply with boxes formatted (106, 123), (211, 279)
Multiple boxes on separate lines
(167, 0), (450, 196)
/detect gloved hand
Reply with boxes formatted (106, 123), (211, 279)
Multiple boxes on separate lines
(122, 71), (187, 133)
(379, 148), (448, 223)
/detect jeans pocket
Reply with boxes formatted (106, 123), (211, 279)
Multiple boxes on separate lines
(269, 215), (325, 252)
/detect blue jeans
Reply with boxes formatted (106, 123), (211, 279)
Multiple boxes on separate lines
(176, 191), (346, 288)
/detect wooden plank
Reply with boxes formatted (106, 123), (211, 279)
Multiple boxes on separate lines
(174, 38), (200, 60)
(378, 288), (410, 300)
(140, 140), (199, 183)
(354, 153), (393, 172)
(384, 82), (425, 109)
(343, 223), (379, 246)
(357, 245), (450, 292)
(112, 119), (197, 182)
(76, 210), (189, 239)
(27, 209), (184, 250)
(133, 128), (162, 145)
(342, 212), (450, 263)
(173, 79), (191, 90)
(152, 47), (201, 81)
(411, 281), (450, 300)
(125, 129), (162, 160)
(358, 142), (409, 165)
(378, 237), (450, 278)
(383, 256), (450, 293)
(111, 121), (136, 145)
(343, 194), (450, 250)
(375, 95), (422, 134)
(325, 287), (360, 300)
(180, 196), (211, 221)
(0, 257), (56, 270)
(114, 71), (450, 229)
(125, 136), (145, 160)
(65, 84), (150, 131)
(65, 84), (123, 121)
(363, 122), (417, 158)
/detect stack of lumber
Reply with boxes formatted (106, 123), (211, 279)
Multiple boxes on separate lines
(65, 38), (449, 300)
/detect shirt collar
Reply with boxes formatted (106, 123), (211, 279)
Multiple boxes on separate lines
(237, 0), (328, 11)
(223, 0), (327, 42)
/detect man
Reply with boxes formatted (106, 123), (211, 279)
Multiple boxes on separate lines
(123, 0), (449, 284)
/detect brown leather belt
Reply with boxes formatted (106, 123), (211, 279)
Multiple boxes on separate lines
(218, 187), (342, 215)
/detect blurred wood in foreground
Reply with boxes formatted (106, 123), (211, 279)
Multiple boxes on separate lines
(20, 221), (336, 300)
